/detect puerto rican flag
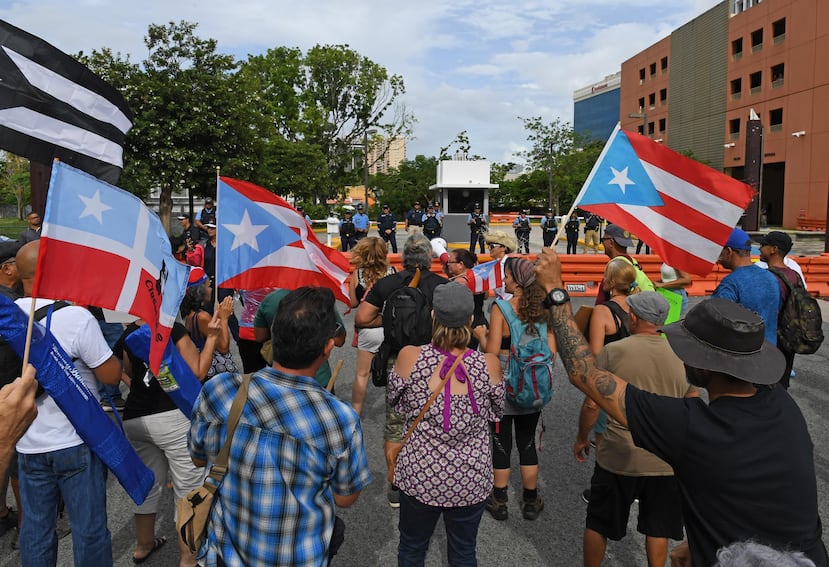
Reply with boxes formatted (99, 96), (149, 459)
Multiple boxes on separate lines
(34, 162), (189, 373)
(467, 259), (502, 294)
(575, 124), (755, 276)
(215, 177), (350, 304)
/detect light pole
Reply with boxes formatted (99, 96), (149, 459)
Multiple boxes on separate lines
(628, 111), (648, 137)
(547, 140), (556, 215)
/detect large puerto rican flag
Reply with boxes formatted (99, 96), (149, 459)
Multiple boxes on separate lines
(575, 124), (755, 276)
(466, 259), (502, 294)
(34, 162), (189, 373)
(216, 177), (350, 304)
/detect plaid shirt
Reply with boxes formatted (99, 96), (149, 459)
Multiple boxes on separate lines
(189, 368), (372, 567)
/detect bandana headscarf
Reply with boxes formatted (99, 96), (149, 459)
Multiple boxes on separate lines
(507, 257), (536, 288)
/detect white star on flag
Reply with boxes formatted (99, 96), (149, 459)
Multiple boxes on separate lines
(223, 209), (267, 251)
(608, 166), (635, 194)
(78, 189), (112, 223)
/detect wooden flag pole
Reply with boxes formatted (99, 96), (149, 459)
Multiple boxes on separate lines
(21, 299), (37, 369)
(326, 359), (344, 392)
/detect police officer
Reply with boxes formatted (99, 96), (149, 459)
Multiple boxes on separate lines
(565, 212), (581, 254)
(422, 204), (442, 240)
(513, 209), (532, 254)
(467, 203), (487, 253)
(377, 204), (398, 253)
(405, 202), (424, 234)
(339, 210), (357, 251)
(353, 203), (369, 240)
(541, 209), (557, 248)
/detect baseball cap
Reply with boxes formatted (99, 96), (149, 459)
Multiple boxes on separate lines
(604, 224), (633, 248)
(0, 241), (22, 265)
(432, 284), (474, 328)
(187, 267), (208, 288)
(176, 214), (187, 220)
(626, 292), (670, 325)
(758, 231), (793, 254)
(382, 204), (390, 208)
(204, 222), (217, 229)
(724, 227), (752, 251)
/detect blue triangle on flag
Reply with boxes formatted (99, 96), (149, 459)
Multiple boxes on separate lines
(217, 180), (300, 274)
(579, 130), (664, 207)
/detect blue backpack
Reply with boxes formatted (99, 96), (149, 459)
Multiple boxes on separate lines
(496, 300), (555, 409)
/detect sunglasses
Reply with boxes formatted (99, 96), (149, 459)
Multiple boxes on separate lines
(488, 244), (504, 249)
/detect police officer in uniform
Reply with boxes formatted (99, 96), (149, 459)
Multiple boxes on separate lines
(377, 204), (398, 253)
(339, 210), (357, 251)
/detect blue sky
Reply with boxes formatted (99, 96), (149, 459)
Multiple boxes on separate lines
(1, 0), (722, 165)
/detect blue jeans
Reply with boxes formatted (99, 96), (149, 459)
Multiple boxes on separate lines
(19, 444), (112, 567)
(398, 492), (485, 566)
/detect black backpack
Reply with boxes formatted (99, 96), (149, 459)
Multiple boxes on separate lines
(769, 267), (824, 354)
(370, 269), (434, 386)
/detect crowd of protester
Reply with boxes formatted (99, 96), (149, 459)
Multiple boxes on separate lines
(0, 203), (826, 567)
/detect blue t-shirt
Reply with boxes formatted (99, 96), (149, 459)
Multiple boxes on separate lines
(712, 264), (780, 344)
(353, 213), (369, 231)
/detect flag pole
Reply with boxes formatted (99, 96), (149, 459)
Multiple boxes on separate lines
(214, 166), (220, 313)
(549, 122), (622, 249)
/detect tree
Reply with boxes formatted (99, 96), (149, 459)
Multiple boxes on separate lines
(82, 22), (261, 230)
(0, 153), (30, 218)
(238, 44), (414, 203)
(517, 117), (578, 215)
(369, 155), (439, 217)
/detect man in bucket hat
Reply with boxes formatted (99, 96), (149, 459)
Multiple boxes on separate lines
(534, 247), (827, 567)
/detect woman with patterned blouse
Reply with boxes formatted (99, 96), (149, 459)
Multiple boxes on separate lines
(389, 283), (504, 566)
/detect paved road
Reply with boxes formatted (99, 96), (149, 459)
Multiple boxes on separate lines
(2, 225), (829, 566)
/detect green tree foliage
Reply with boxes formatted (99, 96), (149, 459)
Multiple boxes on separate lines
(82, 21), (261, 230)
(238, 44), (413, 203)
(369, 155), (439, 217)
(0, 153), (31, 218)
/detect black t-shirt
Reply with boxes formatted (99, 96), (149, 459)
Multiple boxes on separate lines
(120, 322), (190, 420)
(364, 268), (447, 309)
(625, 384), (828, 567)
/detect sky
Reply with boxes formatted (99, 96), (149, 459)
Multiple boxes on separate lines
(1, 0), (722, 166)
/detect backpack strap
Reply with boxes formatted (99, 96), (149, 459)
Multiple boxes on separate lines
(496, 299), (545, 343)
(408, 267), (421, 288)
(34, 300), (72, 322)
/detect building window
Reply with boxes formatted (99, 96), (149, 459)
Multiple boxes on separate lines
(638, 97), (645, 111)
(750, 71), (762, 94)
(648, 93), (656, 108)
(772, 18), (786, 42)
(639, 68), (646, 84)
(729, 118), (741, 139)
(637, 125), (644, 135)
(751, 28), (763, 51)
(658, 118), (666, 132)
(771, 63), (784, 87)
(660, 56), (668, 73)
(732, 38), (743, 60)
(659, 88), (667, 104)
(769, 108), (783, 131)
(648, 122), (655, 135)
(730, 78), (742, 99)
(649, 62), (657, 77)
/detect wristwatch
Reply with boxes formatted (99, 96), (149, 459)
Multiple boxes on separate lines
(543, 288), (570, 308)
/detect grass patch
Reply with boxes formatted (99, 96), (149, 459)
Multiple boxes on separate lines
(0, 218), (27, 240)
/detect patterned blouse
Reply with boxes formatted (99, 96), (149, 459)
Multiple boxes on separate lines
(388, 344), (505, 507)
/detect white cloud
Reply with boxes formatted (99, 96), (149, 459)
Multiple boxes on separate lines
(0, 0), (723, 165)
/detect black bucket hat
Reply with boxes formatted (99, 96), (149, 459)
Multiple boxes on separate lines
(661, 298), (784, 385)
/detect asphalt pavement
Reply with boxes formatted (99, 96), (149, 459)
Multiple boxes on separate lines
(3, 227), (829, 566)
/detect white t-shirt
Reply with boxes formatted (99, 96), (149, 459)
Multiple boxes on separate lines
(15, 299), (113, 454)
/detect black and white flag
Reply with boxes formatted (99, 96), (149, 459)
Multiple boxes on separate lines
(0, 20), (132, 184)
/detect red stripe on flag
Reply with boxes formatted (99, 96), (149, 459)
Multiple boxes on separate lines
(626, 131), (753, 207)
(35, 238), (130, 306)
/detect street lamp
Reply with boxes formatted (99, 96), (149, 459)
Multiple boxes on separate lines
(547, 140), (556, 215)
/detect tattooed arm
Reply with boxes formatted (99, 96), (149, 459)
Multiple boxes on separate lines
(535, 248), (629, 428)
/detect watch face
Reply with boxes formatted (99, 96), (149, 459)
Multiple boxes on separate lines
(551, 289), (567, 303)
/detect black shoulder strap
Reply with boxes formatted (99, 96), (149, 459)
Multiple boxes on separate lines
(768, 266), (800, 291)
(603, 300), (627, 336)
(34, 300), (72, 322)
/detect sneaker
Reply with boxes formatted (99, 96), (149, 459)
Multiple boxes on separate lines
(0, 508), (17, 537)
(485, 491), (508, 521)
(9, 528), (18, 551)
(581, 489), (591, 504)
(388, 485), (400, 509)
(520, 494), (544, 521)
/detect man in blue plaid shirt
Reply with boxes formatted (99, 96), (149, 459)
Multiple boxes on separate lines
(190, 287), (372, 566)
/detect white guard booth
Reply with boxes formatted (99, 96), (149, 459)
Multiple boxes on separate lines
(429, 159), (498, 245)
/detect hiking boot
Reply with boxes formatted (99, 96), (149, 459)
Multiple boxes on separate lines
(485, 491), (508, 521)
(0, 507), (17, 537)
(520, 494), (544, 521)
(388, 485), (400, 509)
(581, 489), (591, 504)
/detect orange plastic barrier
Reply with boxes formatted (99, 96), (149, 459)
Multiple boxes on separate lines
(342, 253), (829, 298)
